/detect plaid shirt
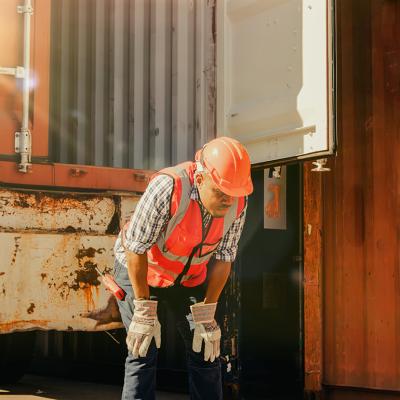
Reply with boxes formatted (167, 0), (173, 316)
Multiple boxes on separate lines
(114, 174), (247, 267)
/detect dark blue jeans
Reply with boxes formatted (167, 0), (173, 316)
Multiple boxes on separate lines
(114, 260), (223, 400)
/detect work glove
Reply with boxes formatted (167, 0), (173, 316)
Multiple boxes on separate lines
(190, 302), (221, 362)
(126, 299), (161, 358)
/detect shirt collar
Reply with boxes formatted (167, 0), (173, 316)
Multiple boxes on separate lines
(191, 181), (210, 218)
(190, 183), (200, 201)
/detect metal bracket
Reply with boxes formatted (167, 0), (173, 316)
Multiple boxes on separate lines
(17, 4), (33, 14)
(133, 173), (148, 182)
(15, 130), (32, 173)
(70, 168), (88, 177)
(0, 66), (25, 78)
(272, 166), (281, 179)
(311, 158), (330, 172)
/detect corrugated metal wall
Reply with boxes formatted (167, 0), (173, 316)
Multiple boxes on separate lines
(323, 0), (400, 395)
(49, 0), (215, 170)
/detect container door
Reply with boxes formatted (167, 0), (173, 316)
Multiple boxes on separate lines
(217, 0), (335, 165)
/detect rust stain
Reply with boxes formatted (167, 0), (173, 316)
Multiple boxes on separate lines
(11, 236), (21, 266)
(70, 246), (105, 291)
(9, 191), (105, 213)
(76, 247), (105, 258)
(13, 195), (33, 208)
(82, 286), (95, 310)
(57, 282), (71, 300)
(0, 320), (49, 331)
(27, 303), (35, 314)
(40, 273), (47, 280)
(0, 272), (5, 276)
(70, 261), (100, 291)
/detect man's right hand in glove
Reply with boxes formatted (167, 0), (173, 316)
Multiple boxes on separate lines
(126, 299), (161, 358)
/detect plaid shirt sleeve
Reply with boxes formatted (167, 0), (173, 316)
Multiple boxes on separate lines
(214, 198), (248, 262)
(122, 174), (173, 254)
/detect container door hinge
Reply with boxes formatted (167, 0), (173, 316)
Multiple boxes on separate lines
(15, 130), (32, 173)
(17, 4), (34, 15)
(311, 158), (330, 172)
(0, 66), (25, 78)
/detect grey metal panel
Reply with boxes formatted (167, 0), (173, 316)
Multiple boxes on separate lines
(58, 0), (72, 164)
(172, 0), (196, 164)
(49, 0), (215, 170)
(112, 0), (128, 168)
(131, 0), (150, 169)
(93, 0), (107, 166)
(76, 0), (89, 165)
(195, 0), (216, 148)
(149, 0), (172, 170)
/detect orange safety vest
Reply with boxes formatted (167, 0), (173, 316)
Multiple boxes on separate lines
(145, 161), (245, 288)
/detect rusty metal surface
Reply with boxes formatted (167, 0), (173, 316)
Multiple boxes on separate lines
(0, 188), (141, 333)
(0, 189), (115, 233)
(0, 232), (122, 333)
(322, 0), (400, 392)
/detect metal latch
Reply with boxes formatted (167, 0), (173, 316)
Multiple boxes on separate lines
(311, 158), (330, 172)
(15, 130), (32, 173)
(17, 4), (34, 14)
(70, 168), (88, 177)
(272, 166), (281, 179)
(133, 173), (148, 182)
(0, 66), (25, 78)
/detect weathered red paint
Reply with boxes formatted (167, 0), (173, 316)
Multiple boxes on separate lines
(322, 0), (400, 394)
(0, 161), (154, 192)
(0, 1), (155, 188)
(31, 0), (51, 157)
(0, 0), (50, 157)
(0, 0), (22, 156)
(303, 163), (323, 394)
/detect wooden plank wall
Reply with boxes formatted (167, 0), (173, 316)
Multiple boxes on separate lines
(303, 163), (323, 395)
(321, 0), (400, 395)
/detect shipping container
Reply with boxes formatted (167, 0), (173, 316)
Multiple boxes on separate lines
(1, 0), (398, 399)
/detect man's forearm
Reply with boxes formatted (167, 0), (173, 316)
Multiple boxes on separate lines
(204, 260), (232, 304)
(126, 251), (150, 299)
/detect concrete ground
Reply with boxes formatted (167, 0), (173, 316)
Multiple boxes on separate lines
(0, 374), (189, 400)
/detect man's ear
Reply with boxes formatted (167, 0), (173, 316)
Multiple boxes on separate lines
(195, 173), (204, 187)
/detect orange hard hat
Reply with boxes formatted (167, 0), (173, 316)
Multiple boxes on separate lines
(195, 136), (253, 197)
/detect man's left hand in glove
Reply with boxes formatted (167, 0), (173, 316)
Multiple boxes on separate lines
(190, 302), (221, 362)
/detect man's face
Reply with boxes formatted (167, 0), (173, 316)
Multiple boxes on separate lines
(196, 173), (235, 218)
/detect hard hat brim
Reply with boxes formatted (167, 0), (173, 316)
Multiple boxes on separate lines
(212, 175), (254, 197)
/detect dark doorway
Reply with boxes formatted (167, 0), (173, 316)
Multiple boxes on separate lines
(236, 164), (303, 399)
